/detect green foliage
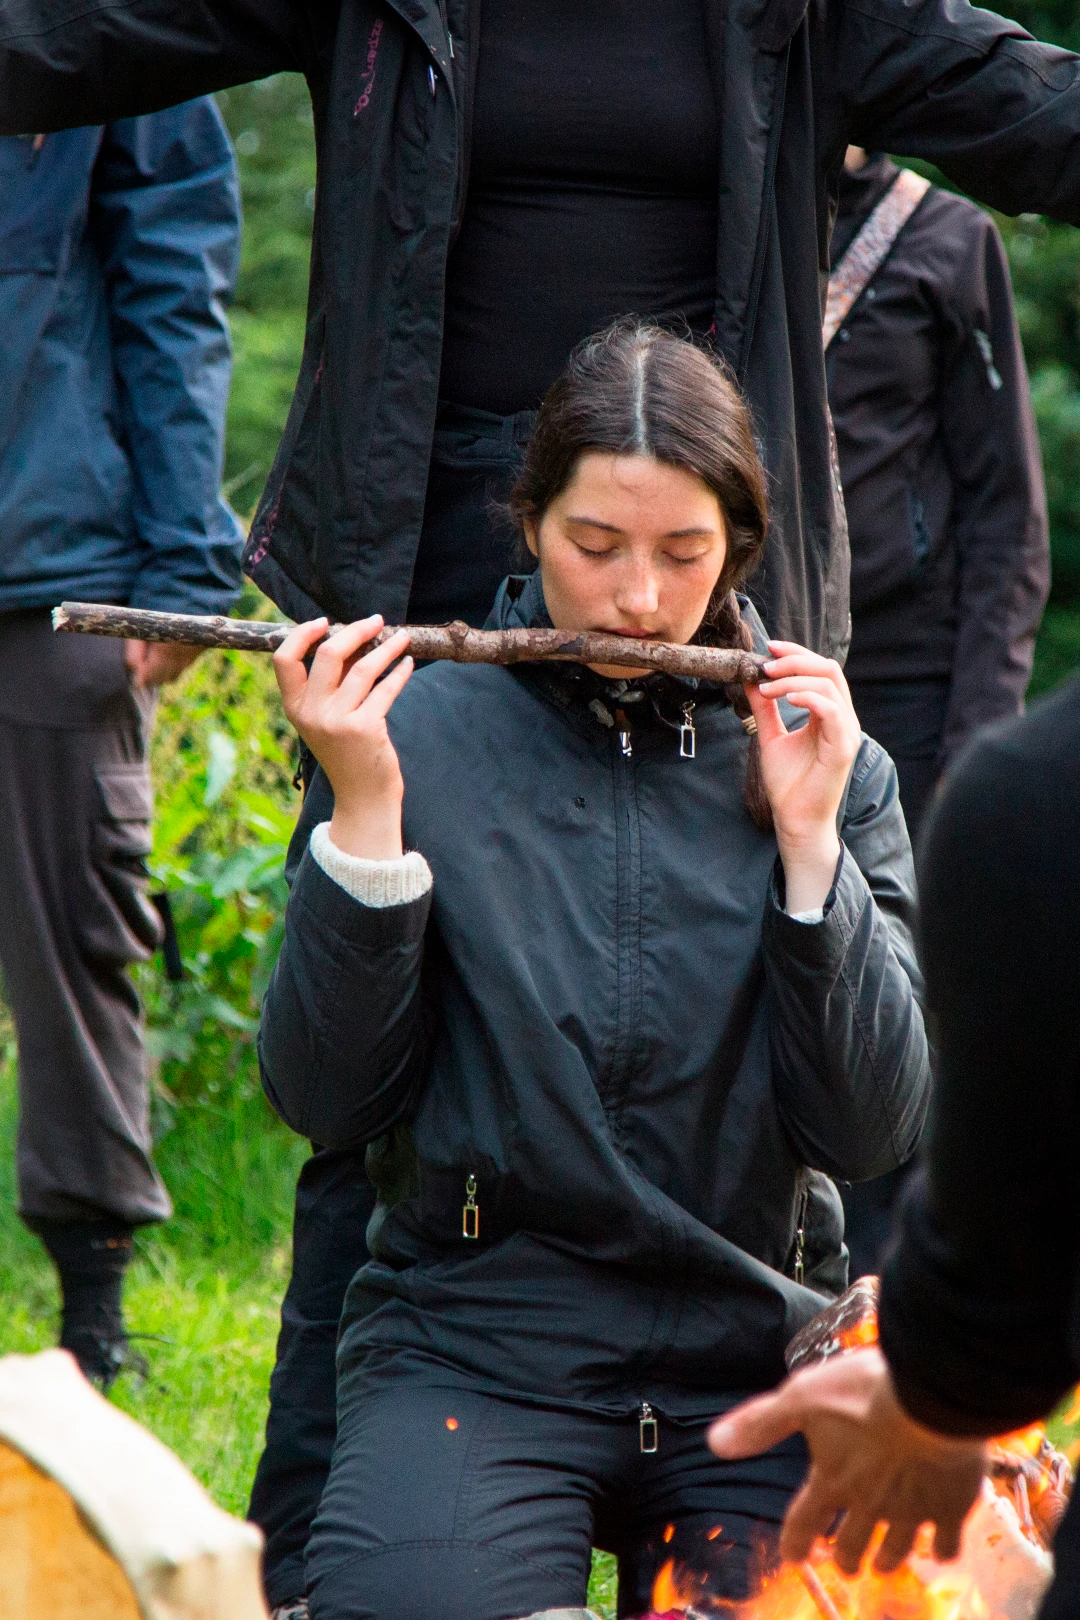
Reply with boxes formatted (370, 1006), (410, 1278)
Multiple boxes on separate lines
(136, 587), (299, 1123)
(216, 75), (316, 513)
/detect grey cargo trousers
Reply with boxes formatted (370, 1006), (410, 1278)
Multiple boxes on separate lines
(0, 609), (171, 1227)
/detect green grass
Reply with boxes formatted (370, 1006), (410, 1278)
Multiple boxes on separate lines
(0, 1038), (307, 1519)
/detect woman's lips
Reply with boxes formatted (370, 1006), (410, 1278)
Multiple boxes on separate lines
(595, 628), (661, 640)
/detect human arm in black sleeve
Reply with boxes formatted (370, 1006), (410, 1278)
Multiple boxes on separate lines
(258, 766), (433, 1150)
(937, 211), (1049, 765)
(827, 0), (1080, 224)
(0, 0), (310, 135)
(762, 738), (931, 1182)
(878, 679), (1080, 1436)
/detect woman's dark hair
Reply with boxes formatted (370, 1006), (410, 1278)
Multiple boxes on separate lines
(509, 321), (772, 829)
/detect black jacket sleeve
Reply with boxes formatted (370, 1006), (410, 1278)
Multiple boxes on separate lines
(938, 214), (1049, 763)
(762, 737), (931, 1182)
(258, 769), (432, 1149)
(0, 0), (310, 134)
(832, 0), (1080, 224)
(878, 681), (1080, 1436)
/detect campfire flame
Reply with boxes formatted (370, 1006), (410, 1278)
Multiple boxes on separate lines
(644, 1497), (1053, 1620)
(640, 1278), (1075, 1620)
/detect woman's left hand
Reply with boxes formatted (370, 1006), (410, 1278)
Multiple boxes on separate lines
(746, 641), (863, 914)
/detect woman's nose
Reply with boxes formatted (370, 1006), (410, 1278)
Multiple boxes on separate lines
(615, 567), (660, 618)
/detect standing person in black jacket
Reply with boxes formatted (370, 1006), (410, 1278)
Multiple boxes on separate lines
(4, 2), (1079, 1605)
(827, 146), (1050, 1277)
(829, 146), (1049, 843)
(261, 326), (930, 1620)
(708, 671), (1080, 1618)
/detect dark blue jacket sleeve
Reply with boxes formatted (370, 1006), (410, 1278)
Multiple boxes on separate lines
(92, 99), (244, 614)
(762, 737), (931, 1182)
(258, 769), (432, 1149)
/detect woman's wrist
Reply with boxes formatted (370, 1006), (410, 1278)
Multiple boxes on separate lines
(776, 827), (842, 916)
(328, 798), (404, 861)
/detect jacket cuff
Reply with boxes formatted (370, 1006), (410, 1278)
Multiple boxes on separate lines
(310, 822), (432, 908)
(764, 845), (866, 960)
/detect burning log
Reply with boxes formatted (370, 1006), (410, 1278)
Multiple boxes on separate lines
(51, 601), (769, 685)
(784, 1280), (1074, 1556)
(637, 1287), (1076, 1620)
(784, 1277), (880, 1373)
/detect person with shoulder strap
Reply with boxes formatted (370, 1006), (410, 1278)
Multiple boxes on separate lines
(825, 146), (1050, 1279)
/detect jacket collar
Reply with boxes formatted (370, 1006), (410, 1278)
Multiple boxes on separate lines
(833, 154), (901, 259)
(486, 571), (768, 732)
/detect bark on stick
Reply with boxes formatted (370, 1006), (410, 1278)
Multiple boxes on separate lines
(52, 602), (769, 684)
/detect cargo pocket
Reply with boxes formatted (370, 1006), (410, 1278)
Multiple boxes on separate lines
(91, 764), (164, 958)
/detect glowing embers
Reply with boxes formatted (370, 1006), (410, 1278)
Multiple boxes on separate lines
(640, 1506), (1053, 1620)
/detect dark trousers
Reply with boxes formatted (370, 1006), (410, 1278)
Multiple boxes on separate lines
(842, 675), (950, 1279)
(250, 404), (536, 1606)
(306, 1383), (808, 1620)
(0, 609), (170, 1228)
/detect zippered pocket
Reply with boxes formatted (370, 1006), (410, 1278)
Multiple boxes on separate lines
(792, 1177), (808, 1285)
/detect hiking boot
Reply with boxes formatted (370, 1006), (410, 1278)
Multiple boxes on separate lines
(31, 1217), (145, 1391)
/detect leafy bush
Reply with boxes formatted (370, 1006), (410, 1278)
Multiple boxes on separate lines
(136, 588), (300, 1122)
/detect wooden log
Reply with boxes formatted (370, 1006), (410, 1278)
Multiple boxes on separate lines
(52, 601), (769, 684)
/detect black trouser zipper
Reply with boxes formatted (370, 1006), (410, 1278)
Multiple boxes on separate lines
(639, 1400), (659, 1453)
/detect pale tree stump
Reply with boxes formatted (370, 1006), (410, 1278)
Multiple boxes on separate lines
(0, 1350), (267, 1620)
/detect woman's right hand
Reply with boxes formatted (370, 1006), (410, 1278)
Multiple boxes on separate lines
(273, 615), (414, 859)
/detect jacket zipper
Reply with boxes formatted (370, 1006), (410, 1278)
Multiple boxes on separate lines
(679, 702), (697, 759)
(462, 1171), (479, 1239)
(793, 1181), (808, 1284)
(615, 707), (632, 758)
(639, 1400), (659, 1453)
(606, 710), (642, 1122)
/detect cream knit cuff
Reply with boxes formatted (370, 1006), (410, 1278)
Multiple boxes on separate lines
(310, 821), (433, 908)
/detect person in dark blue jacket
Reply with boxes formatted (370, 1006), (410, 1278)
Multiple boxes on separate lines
(0, 100), (243, 1387)
(262, 326), (930, 1620)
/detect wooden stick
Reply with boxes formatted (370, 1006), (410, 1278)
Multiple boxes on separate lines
(798, 1563), (845, 1620)
(52, 602), (768, 684)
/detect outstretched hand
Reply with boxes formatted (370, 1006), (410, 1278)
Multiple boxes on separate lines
(273, 615), (414, 859)
(707, 1348), (987, 1574)
(747, 641), (863, 914)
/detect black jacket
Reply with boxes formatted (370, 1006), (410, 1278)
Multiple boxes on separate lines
(828, 156), (1050, 762)
(260, 577), (930, 1412)
(3, 1), (1080, 656)
(879, 677), (1080, 1439)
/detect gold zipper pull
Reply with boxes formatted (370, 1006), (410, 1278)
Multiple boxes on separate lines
(639, 1400), (659, 1453)
(462, 1173), (479, 1240)
(679, 703), (696, 760)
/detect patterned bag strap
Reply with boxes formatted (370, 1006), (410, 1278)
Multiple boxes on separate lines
(823, 168), (931, 348)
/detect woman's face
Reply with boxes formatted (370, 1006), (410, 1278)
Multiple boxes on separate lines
(525, 451), (728, 678)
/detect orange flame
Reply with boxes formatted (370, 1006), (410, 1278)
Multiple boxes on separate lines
(835, 1316), (880, 1354)
(650, 1556), (708, 1614)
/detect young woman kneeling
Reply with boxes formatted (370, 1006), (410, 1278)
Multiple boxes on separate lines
(263, 324), (930, 1620)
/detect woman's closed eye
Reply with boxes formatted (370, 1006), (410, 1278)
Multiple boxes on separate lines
(665, 546), (712, 566)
